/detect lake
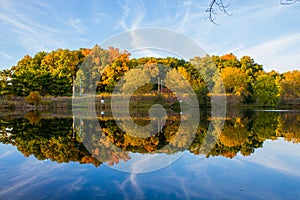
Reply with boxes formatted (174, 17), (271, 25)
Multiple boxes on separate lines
(0, 109), (300, 199)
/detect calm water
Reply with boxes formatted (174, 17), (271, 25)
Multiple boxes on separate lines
(0, 109), (300, 199)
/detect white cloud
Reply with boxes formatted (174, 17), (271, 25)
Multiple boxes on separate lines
(235, 34), (300, 72)
(178, 1), (300, 72)
(130, 48), (163, 58)
(0, 156), (92, 199)
(130, 48), (176, 58)
(239, 138), (300, 177)
(0, 1), (65, 54)
(0, 159), (62, 198)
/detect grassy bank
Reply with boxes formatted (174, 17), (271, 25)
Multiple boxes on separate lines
(0, 94), (299, 110)
(0, 95), (73, 110)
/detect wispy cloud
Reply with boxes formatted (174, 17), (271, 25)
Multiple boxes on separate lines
(130, 48), (169, 58)
(115, 153), (182, 199)
(170, 0), (300, 73)
(0, 0), (299, 73)
(117, 155), (160, 199)
(118, 1), (129, 30)
(67, 176), (87, 191)
(240, 139), (300, 177)
(117, 0), (145, 30)
(0, 0), (66, 54)
(0, 159), (62, 198)
(0, 51), (13, 60)
(0, 149), (15, 158)
(0, 157), (91, 199)
(69, 19), (87, 34)
(235, 33), (300, 72)
(92, 12), (107, 24)
(175, 1), (206, 33)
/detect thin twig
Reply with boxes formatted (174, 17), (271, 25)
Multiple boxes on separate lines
(206, 0), (231, 25)
(207, 0), (299, 24)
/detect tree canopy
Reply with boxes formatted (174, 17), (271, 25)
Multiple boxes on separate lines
(0, 47), (299, 107)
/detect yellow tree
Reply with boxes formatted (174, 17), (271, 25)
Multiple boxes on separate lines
(98, 49), (131, 92)
(219, 120), (249, 147)
(280, 70), (300, 97)
(220, 67), (248, 95)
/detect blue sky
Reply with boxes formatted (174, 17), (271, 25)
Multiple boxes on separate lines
(0, 0), (299, 72)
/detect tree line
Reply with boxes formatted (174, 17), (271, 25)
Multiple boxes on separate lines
(0, 46), (299, 106)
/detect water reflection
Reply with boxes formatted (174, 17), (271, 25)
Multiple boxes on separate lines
(0, 112), (101, 167)
(0, 109), (299, 167)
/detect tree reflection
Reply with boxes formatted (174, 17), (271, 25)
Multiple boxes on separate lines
(206, 110), (300, 159)
(0, 109), (299, 167)
(0, 116), (101, 167)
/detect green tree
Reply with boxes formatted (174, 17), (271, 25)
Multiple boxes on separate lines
(213, 53), (241, 71)
(0, 69), (12, 95)
(10, 49), (86, 96)
(240, 56), (263, 77)
(253, 73), (280, 106)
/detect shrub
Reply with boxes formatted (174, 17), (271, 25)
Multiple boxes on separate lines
(26, 91), (42, 106)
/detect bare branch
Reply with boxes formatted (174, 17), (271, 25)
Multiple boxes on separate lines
(206, 0), (299, 24)
(206, 0), (231, 25)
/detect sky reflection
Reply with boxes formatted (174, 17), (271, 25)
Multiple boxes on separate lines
(1, 139), (300, 199)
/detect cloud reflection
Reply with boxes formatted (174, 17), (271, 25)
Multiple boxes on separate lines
(239, 138), (300, 177)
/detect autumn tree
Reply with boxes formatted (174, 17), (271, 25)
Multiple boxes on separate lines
(40, 49), (85, 96)
(0, 117), (102, 167)
(240, 56), (263, 77)
(10, 49), (88, 96)
(121, 67), (151, 93)
(219, 120), (249, 147)
(220, 67), (248, 95)
(25, 91), (42, 106)
(280, 70), (300, 98)
(2, 46), (298, 110)
(96, 47), (131, 93)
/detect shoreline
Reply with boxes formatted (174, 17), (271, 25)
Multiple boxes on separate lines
(0, 94), (299, 110)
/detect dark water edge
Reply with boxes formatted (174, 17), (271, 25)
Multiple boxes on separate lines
(1, 95), (300, 110)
